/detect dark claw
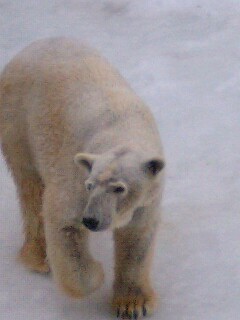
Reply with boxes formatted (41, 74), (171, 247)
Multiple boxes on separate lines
(117, 308), (120, 318)
(133, 310), (138, 319)
(142, 306), (147, 317)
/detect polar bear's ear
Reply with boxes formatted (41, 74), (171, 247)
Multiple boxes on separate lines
(142, 158), (165, 177)
(74, 153), (97, 172)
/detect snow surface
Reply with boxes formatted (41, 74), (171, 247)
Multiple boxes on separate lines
(0, 1), (240, 319)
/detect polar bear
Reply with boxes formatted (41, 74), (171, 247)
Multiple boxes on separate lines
(0, 38), (165, 319)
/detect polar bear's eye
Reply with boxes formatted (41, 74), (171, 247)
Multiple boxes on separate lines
(85, 181), (95, 191)
(113, 186), (125, 193)
(109, 182), (128, 195)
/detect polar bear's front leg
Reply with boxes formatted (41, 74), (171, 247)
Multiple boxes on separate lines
(112, 212), (159, 318)
(43, 185), (104, 298)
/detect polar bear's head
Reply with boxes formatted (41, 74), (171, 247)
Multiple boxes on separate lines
(74, 148), (165, 231)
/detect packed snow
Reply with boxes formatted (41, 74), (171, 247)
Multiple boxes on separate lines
(0, 1), (240, 319)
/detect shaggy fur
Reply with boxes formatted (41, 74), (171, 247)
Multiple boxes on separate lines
(0, 38), (165, 318)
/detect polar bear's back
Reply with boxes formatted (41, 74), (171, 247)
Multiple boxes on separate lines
(0, 37), (129, 96)
(0, 38), (163, 180)
(0, 37), (128, 148)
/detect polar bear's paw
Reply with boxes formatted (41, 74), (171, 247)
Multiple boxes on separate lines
(59, 260), (104, 298)
(112, 287), (157, 319)
(19, 241), (50, 274)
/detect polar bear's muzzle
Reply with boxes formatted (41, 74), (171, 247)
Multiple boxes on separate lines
(82, 217), (101, 231)
(82, 216), (111, 231)
(82, 191), (116, 232)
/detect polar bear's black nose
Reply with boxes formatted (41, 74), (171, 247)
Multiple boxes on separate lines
(82, 217), (99, 231)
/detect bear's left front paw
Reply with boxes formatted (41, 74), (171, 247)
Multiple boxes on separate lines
(112, 289), (157, 319)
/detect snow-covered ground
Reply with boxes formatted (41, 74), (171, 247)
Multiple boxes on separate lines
(0, 1), (240, 319)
